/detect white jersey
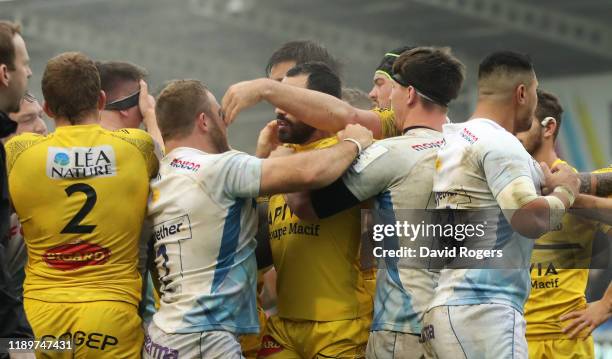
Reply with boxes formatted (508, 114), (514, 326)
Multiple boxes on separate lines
(339, 127), (443, 334)
(148, 147), (262, 334)
(432, 118), (543, 312)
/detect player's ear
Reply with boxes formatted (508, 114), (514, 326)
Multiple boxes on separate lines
(516, 84), (526, 105)
(196, 112), (207, 132)
(406, 86), (418, 106)
(97, 90), (106, 111)
(0, 64), (8, 87)
(542, 117), (557, 138)
(42, 100), (55, 118)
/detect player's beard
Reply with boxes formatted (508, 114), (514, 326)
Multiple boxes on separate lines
(207, 116), (230, 153)
(276, 114), (315, 145)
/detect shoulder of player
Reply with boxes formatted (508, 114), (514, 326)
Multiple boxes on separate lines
(4, 132), (50, 156)
(108, 127), (154, 143)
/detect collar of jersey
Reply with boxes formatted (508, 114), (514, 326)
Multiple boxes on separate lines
(285, 136), (338, 152)
(54, 124), (103, 132)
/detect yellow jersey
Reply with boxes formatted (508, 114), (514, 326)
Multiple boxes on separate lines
(374, 108), (401, 138)
(268, 137), (373, 321)
(524, 159), (610, 339)
(6, 124), (158, 306)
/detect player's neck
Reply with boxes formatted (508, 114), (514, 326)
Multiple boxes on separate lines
(165, 133), (228, 155)
(54, 113), (100, 127)
(471, 100), (516, 133)
(533, 144), (558, 168)
(401, 108), (446, 132)
(99, 111), (124, 131)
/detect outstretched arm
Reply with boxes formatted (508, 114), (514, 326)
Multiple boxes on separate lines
(222, 79), (387, 138)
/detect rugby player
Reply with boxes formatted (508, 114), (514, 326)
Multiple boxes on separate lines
(423, 51), (580, 358)
(2, 92), (47, 311)
(144, 79), (373, 358)
(96, 60), (162, 325)
(6, 52), (159, 357)
(516, 89), (611, 358)
(368, 46), (413, 110)
(4, 91), (47, 142)
(96, 61), (163, 147)
(223, 46), (414, 140)
(245, 61), (374, 358)
(266, 40), (340, 82)
(0, 19), (34, 344)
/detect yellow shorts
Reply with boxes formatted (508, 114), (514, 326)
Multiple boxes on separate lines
(24, 298), (143, 359)
(241, 305), (268, 359)
(528, 337), (594, 359)
(257, 315), (370, 359)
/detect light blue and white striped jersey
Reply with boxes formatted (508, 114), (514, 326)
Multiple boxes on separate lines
(432, 118), (543, 313)
(148, 147), (262, 334)
(341, 127), (443, 334)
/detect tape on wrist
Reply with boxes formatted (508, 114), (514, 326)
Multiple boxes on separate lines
(553, 185), (576, 207)
(543, 195), (566, 231)
(342, 138), (362, 155)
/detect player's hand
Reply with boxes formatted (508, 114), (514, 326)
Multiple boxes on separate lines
(256, 120), (281, 158)
(338, 124), (373, 151)
(269, 145), (295, 158)
(560, 300), (612, 339)
(541, 162), (580, 197)
(222, 79), (270, 125)
(139, 80), (156, 125)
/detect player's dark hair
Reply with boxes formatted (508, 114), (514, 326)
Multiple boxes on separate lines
(478, 51), (534, 80)
(375, 46), (414, 77)
(266, 40), (340, 77)
(536, 89), (563, 140)
(285, 61), (342, 99)
(95, 61), (147, 102)
(0, 20), (21, 71)
(392, 46), (465, 108)
(156, 79), (213, 141)
(42, 52), (101, 124)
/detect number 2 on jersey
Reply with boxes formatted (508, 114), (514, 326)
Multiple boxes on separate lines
(61, 183), (97, 234)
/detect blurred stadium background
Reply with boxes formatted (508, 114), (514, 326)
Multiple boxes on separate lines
(1, 0), (611, 356)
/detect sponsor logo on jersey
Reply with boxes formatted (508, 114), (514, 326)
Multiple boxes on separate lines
(46, 146), (117, 179)
(258, 335), (284, 357)
(169, 158), (201, 172)
(460, 128), (478, 144)
(411, 139), (445, 151)
(152, 215), (192, 242)
(43, 242), (111, 270)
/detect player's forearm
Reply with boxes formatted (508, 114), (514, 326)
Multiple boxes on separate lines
(579, 172), (612, 197)
(296, 141), (358, 188)
(262, 80), (357, 133)
(259, 141), (358, 195)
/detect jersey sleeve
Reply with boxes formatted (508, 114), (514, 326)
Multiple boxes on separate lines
(110, 128), (159, 178)
(481, 135), (535, 199)
(222, 152), (263, 199)
(373, 108), (400, 139)
(312, 142), (395, 218)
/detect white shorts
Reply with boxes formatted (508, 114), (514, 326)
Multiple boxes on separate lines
(143, 320), (244, 359)
(366, 330), (428, 359)
(421, 304), (527, 359)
